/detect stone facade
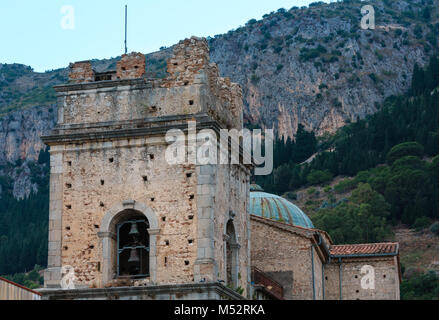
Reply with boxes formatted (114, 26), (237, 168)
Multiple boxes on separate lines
(250, 215), (401, 300)
(42, 37), (251, 297)
(39, 283), (244, 301)
(250, 216), (327, 300)
(324, 257), (401, 300)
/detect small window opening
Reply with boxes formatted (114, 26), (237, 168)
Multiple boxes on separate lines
(143, 176), (148, 182)
(162, 217), (166, 222)
(186, 173), (192, 178)
(100, 180), (105, 186)
(188, 239), (194, 245)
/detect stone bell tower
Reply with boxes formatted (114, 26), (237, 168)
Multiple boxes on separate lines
(41, 37), (252, 299)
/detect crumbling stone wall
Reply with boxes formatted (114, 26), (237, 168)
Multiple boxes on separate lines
(55, 139), (197, 287)
(68, 61), (95, 84)
(43, 37), (250, 295)
(116, 52), (146, 79)
(324, 257), (400, 300)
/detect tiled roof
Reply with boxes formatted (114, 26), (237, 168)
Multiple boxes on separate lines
(330, 243), (399, 257)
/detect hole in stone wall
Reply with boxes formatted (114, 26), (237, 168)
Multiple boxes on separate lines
(186, 173), (192, 178)
(63, 246), (68, 251)
(66, 205), (72, 210)
(150, 154), (155, 160)
(383, 275), (386, 278)
(184, 81), (189, 86)
(189, 195), (195, 200)
(66, 183), (72, 189)
(97, 262), (101, 272)
(356, 290), (360, 293)
(151, 198), (155, 202)
(67, 161), (72, 167)
(184, 261), (190, 266)
(122, 67), (126, 71)
(143, 176), (148, 182)
(109, 158), (114, 163)
(162, 217), (166, 222)
(355, 275), (358, 279)
(173, 63), (178, 66)
(188, 239), (194, 245)
(100, 180), (105, 186)
(94, 225), (99, 229)
(188, 215), (194, 220)
(189, 100), (194, 106)
(89, 245), (94, 249)
(165, 240), (170, 246)
(325, 276), (328, 280)
(100, 202), (105, 207)
(66, 226), (71, 231)
(164, 257), (168, 266)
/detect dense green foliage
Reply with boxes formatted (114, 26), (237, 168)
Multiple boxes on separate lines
(255, 57), (439, 243)
(2, 265), (44, 290)
(401, 271), (439, 300)
(313, 183), (391, 244)
(0, 149), (50, 275)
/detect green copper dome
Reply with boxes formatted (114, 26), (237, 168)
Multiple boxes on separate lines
(249, 187), (314, 229)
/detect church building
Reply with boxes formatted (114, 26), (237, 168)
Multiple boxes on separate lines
(39, 37), (401, 300)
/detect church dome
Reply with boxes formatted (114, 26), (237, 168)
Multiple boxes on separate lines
(249, 185), (315, 229)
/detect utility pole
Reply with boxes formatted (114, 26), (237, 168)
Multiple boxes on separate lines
(124, 5), (128, 54)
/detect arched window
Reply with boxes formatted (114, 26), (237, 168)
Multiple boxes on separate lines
(225, 219), (239, 288)
(116, 213), (150, 278)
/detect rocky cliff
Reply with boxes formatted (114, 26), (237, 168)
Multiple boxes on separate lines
(0, 0), (438, 198)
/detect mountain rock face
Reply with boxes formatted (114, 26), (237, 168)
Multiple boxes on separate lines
(209, 0), (435, 138)
(0, 0), (438, 199)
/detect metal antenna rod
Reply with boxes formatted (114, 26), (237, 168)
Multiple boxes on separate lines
(124, 5), (128, 54)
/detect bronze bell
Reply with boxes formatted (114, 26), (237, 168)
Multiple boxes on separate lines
(128, 248), (140, 263)
(129, 222), (139, 236)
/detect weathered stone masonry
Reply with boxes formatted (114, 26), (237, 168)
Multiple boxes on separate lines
(42, 37), (251, 296)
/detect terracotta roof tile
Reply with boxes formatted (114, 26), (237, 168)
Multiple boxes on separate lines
(330, 243), (399, 257)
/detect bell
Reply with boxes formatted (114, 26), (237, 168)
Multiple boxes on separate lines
(128, 248), (140, 263)
(129, 222), (139, 236)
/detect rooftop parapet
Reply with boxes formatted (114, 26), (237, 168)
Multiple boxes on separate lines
(116, 52), (146, 79)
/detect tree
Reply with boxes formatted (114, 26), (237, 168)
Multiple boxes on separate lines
(386, 142), (424, 164)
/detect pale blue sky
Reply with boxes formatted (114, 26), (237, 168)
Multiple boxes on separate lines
(0, 0), (331, 72)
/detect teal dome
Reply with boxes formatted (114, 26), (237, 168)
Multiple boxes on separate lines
(250, 190), (315, 229)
